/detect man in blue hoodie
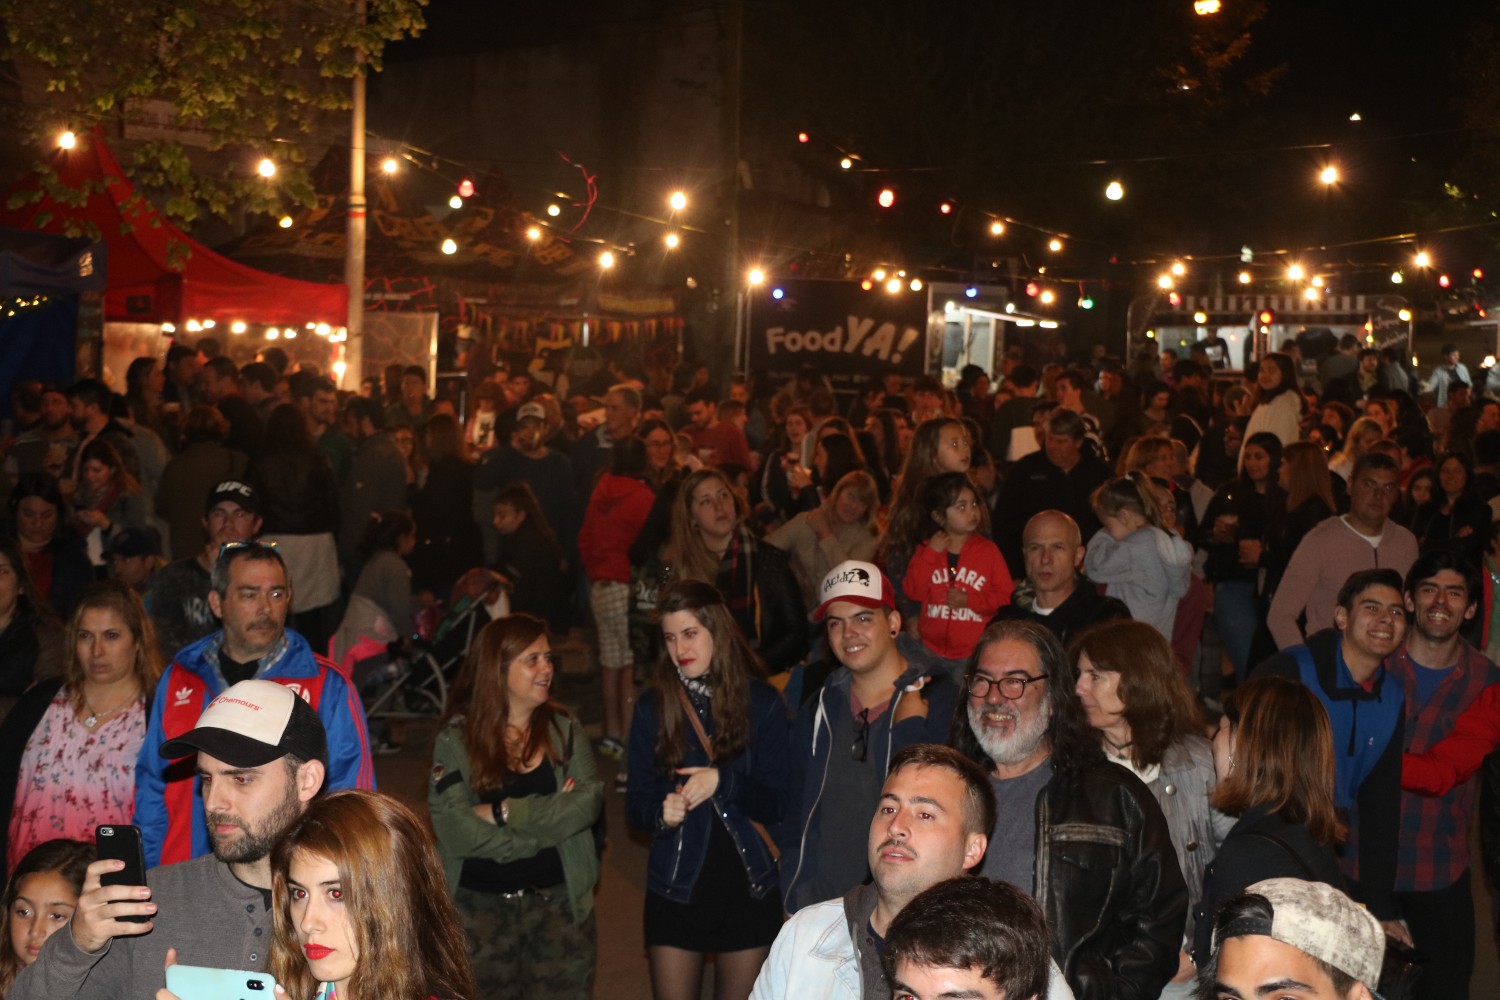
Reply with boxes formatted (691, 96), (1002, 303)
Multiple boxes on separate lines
(133, 541), (375, 867)
(777, 560), (957, 913)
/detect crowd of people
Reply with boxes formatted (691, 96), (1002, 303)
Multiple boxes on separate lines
(0, 332), (1493, 999)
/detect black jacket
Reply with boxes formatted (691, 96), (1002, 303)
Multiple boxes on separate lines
(1035, 758), (1188, 1000)
(1192, 805), (1348, 965)
(992, 576), (1131, 647)
(0, 678), (65, 865)
(249, 449), (340, 535)
(994, 450), (1111, 577)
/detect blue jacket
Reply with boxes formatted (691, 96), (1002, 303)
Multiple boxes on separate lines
(133, 629), (376, 867)
(777, 640), (958, 913)
(625, 679), (793, 904)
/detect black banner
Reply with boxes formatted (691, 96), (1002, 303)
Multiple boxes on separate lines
(748, 279), (931, 392)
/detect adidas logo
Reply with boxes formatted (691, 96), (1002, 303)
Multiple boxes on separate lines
(172, 686), (195, 707)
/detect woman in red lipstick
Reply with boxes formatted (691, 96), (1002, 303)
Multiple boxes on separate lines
(427, 613), (603, 999)
(269, 790), (476, 1000)
(625, 579), (794, 1000)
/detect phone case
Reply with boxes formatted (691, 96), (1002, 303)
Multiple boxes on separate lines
(94, 825), (149, 923)
(166, 965), (277, 1000)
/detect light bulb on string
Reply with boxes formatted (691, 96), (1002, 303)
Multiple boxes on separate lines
(257, 158), (276, 178)
(747, 267), (765, 286)
(525, 226), (542, 241)
(1157, 274), (1174, 290)
(910, 278), (923, 292)
(1391, 271), (1404, 284)
(877, 188), (895, 208)
(1238, 271), (1252, 285)
(458, 179), (475, 198)
(1038, 289), (1055, 304)
(1414, 251), (1431, 268)
(664, 232), (680, 249)
(797, 131), (809, 143)
(600, 251), (616, 270)
(1170, 261), (1186, 277)
(278, 216), (293, 228)
(57, 130), (76, 150)
(873, 269), (887, 282)
(546, 204), (561, 217)
(1319, 165), (1339, 185)
(939, 202), (952, 215)
(839, 157), (853, 170)
(449, 195), (463, 209)
(1048, 238), (1064, 252)
(885, 278), (902, 294)
(381, 157), (399, 174)
(989, 221), (1005, 236)
(1286, 263), (1304, 281)
(668, 191), (687, 212)
(1439, 274), (1451, 288)
(441, 238), (457, 255)
(1104, 180), (1124, 201)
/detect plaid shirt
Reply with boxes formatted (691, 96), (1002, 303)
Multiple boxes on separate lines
(1389, 641), (1500, 891)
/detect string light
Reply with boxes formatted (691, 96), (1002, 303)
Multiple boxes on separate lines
(909, 278), (923, 292)
(1286, 263), (1305, 281)
(1398, 308), (1413, 321)
(1238, 272), (1252, 284)
(1047, 238), (1064, 252)
(231, 321), (248, 334)
(266, 327), (281, 340)
(278, 216), (293, 228)
(747, 266), (765, 285)
(449, 195), (463, 209)
(1311, 275), (1324, 288)
(877, 188), (895, 208)
(1038, 289), (1055, 304)
(873, 269), (887, 281)
(1193, 311), (1208, 324)
(1157, 275), (1174, 290)
(839, 157), (853, 170)
(989, 221), (1005, 236)
(257, 158), (276, 178)
(797, 131), (809, 143)
(525, 226), (542, 241)
(664, 232), (680, 249)
(546, 204), (561, 217)
(441, 238), (457, 254)
(458, 179), (475, 198)
(1414, 250), (1431, 268)
(381, 157), (399, 174)
(1304, 287), (1320, 301)
(1170, 261), (1186, 277)
(57, 130), (76, 150)
(1319, 165), (1339, 185)
(939, 201), (953, 215)
(1105, 180), (1124, 201)
(668, 191), (687, 211)
(885, 277), (902, 294)
(1391, 271), (1404, 284)
(600, 251), (616, 269)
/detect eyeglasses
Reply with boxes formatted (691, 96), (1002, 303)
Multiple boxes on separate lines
(851, 708), (872, 762)
(966, 672), (1048, 700)
(216, 539), (279, 559)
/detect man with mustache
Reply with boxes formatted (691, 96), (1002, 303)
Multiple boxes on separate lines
(133, 542), (374, 867)
(751, 744), (1072, 1000)
(951, 619), (1186, 1000)
(8, 679), (328, 999)
(1254, 568), (1408, 942)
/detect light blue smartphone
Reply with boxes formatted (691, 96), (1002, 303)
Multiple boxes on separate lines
(166, 965), (277, 1000)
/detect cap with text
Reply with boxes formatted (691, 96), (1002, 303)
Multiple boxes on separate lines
(1215, 877), (1385, 989)
(160, 679), (328, 769)
(205, 479), (261, 516)
(516, 401), (547, 423)
(813, 559), (896, 621)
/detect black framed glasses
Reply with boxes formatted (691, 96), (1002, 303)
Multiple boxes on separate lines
(965, 672), (1048, 700)
(851, 708), (872, 762)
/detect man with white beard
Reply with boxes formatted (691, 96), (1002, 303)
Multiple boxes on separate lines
(950, 618), (1187, 1000)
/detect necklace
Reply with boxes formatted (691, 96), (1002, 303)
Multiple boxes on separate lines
(81, 688), (139, 729)
(1103, 735), (1134, 755)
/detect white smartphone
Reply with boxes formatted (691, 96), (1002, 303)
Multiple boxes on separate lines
(166, 965), (277, 1000)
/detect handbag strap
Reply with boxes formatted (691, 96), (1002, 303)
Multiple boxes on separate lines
(676, 684), (713, 759)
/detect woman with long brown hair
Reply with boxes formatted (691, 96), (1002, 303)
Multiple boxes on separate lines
(1071, 620), (1226, 998)
(270, 790), (478, 1000)
(428, 613), (602, 999)
(625, 580), (792, 1000)
(880, 417), (973, 618)
(1191, 675), (1348, 966)
(0, 580), (161, 869)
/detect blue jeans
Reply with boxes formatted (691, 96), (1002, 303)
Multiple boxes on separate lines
(1214, 579), (1259, 681)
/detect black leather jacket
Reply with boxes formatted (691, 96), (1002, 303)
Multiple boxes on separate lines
(1034, 758), (1188, 1000)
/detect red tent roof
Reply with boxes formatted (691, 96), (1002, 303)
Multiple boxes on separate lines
(0, 133), (347, 327)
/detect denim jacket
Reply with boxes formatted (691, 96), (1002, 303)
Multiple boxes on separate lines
(625, 679), (793, 903)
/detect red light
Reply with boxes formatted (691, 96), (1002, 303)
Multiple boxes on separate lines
(1258, 309), (1275, 325)
(1025, 282), (1039, 297)
(939, 201), (952, 215)
(860, 278), (874, 291)
(1439, 274), (1451, 288)
(797, 131), (809, 143)
(1168, 292), (1181, 307)
(457, 179), (475, 198)
(1475, 268), (1486, 280)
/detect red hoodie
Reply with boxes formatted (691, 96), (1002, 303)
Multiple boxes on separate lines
(903, 534), (1013, 659)
(578, 473), (655, 583)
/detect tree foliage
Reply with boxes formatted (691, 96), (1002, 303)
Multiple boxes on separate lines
(1, 0), (427, 227)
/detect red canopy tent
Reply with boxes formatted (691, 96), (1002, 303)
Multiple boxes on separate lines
(0, 133), (347, 328)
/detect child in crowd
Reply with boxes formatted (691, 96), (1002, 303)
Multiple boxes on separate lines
(902, 471), (1011, 666)
(490, 483), (569, 635)
(0, 839), (92, 994)
(1085, 473), (1192, 638)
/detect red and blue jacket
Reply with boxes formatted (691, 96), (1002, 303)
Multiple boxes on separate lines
(133, 629), (376, 867)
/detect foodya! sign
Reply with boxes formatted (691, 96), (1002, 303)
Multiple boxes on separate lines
(748, 279), (931, 391)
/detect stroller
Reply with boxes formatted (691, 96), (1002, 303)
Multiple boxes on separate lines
(336, 576), (507, 724)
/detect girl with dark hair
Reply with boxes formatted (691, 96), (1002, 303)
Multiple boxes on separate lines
(0, 838), (93, 992)
(410, 412), (482, 595)
(491, 484), (569, 634)
(626, 580), (792, 1000)
(429, 614), (602, 998)
(1240, 352), (1303, 465)
(580, 437), (657, 759)
(902, 471), (1012, 665)
(250, 403), (341, 647)
(1193, 675), (1348, 966)
(1413, 450), (1491, 555)
(784, 433), (866, 515)
(70, 439), (145, 559)
(1200, 430), (1287, 679)
(339, 509), (417, 645)
(271, 790), (479, 1000)
(0, 581), (161, 869)
(1085, 474), (1192, 638)
(7, 474), (91, 618)
(757, 405), (813, 519)
(1072, 620), (1228, 996)
(881, 418), (973, 618)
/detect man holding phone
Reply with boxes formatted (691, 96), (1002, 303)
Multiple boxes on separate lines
(9, 680), (328, 999)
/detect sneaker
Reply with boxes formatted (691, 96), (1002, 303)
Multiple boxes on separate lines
(598, 737), (625, 760)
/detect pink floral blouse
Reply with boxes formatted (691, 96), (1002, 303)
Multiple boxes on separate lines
(7, 689), (146, 872)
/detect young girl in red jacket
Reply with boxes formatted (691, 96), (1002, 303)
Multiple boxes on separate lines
(901, 471), (1012, 665)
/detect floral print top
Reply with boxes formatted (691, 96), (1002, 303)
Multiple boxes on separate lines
(8, 688), (146, 871)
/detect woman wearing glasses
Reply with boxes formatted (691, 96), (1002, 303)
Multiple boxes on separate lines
(625, 580), (794, 1000)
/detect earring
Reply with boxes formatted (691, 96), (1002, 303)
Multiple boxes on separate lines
(890, 629), (898, 637)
